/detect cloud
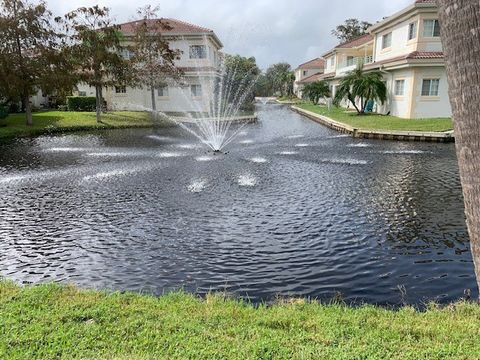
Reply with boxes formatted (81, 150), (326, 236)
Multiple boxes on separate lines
(46, 0), (413, 69)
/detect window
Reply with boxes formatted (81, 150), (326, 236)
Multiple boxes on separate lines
(394, 80), (405, 96)
(421, 79), (440, 96)
(346, 56), (355, 66)
(423, 19), (440, 37)
(303, 70), (307, 76)
(330, 57), (335, 67)
(157, 85), (168, 97)
(189, 45), (207, 59)
(408, 22), (417, 40)
(115, 86), (126, 94)
(382, 32), (392, 49)
(78, 91), (87, 97)
(191, 84), (202, 97)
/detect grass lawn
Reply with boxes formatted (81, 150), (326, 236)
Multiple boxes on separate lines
(0, 110), (155, 141)
(297, 103), (454, 132)
(1, 282), (480, 359)
(277, 96), (303, 104)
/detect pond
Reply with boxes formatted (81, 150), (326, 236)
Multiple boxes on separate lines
(0, 104), (476, 305)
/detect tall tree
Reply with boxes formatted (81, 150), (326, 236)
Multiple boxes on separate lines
(63, 6), (127, 122)
(332, 18), (372, 43)
(437, 0), (480, 300)
(223, 54), (260, 110)
(128, 5), (181, 112)
(265, 63), (293, 97)
(334, 64), (386, 114)
(0, 0), (63, 125)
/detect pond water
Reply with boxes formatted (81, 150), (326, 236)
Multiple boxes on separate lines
(0, 104), (476, 305)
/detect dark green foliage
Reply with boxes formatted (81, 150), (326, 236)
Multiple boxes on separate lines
(332, 18), (372, 43)
(66, 96), (97, 111)
(333, 63), (387, 114)
(0, 104), (8, 119)
(302, 81), (330, 104)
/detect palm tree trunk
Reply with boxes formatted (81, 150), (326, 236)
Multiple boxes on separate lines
(348, 94), (361, 114)
(437, 0), (480, 300)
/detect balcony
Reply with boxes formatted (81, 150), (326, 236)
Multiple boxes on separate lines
(338, 55), (373, 69)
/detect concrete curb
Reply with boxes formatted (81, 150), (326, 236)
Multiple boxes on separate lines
(291, 106), (455, 143)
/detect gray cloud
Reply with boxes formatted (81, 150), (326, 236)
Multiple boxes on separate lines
(47, 0), (412, 69)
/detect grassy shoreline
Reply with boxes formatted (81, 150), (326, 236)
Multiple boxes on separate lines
(297, 103), (453, 132)
(1, 281), (479, 359)
(0, 111), (156, 141)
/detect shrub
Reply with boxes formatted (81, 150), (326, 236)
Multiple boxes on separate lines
(67, 96), (97, 111)
(0, 105), (8, 119)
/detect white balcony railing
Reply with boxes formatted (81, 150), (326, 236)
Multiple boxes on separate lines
(339, 55), (374, 69)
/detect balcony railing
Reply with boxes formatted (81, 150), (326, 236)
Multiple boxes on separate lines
(339, 55), (374, 69)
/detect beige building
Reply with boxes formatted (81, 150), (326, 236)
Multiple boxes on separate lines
(293, 58), (325, 99)
(320, 0), (451, 119)
(77, 18), (223, 114)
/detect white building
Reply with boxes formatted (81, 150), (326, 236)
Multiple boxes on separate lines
(77, 18), (223, 114)
(293, 58), (325, 98)
(320, 0), (451, 119)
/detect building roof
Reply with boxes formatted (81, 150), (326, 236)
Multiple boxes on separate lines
(297, 58), (325, 70)
(298, 72), (324, 84)
(364, 51), (444, 70)
(335, 34), (374, 49)
(118, 18), (223, 47)
(369, 0), (437, 32)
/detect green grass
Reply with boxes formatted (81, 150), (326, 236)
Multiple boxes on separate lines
(1, 281), (480, 359)
(277, 96), (303, 103)
(0, 110), (156, 141)
(297, 104), (454, 132)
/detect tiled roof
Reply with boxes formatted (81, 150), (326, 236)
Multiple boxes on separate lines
(415, 0), (436, 3)
(298, 72), (324, 83)
(119, 18), (214, 35)
(297, 58), (325, 70)
(317, 71), (336, 80)
(335, 34), (374, 49)
(407, 51), (444, 59)
(364, 51), (444, 69)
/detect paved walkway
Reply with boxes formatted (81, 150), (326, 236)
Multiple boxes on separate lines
(291, 106), (454, 143)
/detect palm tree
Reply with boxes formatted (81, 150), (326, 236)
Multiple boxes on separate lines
(302, 81), (330, 104)
(438, 0), (480, 300)
(334, 63), (387, 114)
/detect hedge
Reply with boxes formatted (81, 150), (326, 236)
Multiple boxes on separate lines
(0, 105), (8, 119)
(66, 96), (97, 111)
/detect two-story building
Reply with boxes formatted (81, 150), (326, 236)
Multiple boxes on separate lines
(77, 18), (223, 114)
(293, 58), (325, 98)
(320, 0), (451, 119)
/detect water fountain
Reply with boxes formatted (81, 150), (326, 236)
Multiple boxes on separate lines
(114, 40), (260, 153)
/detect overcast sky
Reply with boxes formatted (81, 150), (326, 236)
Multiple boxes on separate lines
(47, 0), (413, 70)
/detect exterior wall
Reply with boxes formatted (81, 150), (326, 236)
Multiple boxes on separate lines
(324, 54), (336, 73)
(374, 14), (420, 62)
(76, 34), (221, 113)
(417, 14), (443, 52)
(384, 68), (415, 118)
(411, 67), (451, 118)
(30, 90), (49, 108)
(373, 11), (442, 63)
(78, 75), (216, 113)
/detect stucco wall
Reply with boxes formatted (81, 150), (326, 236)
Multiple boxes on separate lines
(412, 67), (451, 119)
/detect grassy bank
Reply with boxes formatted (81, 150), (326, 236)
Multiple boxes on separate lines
(0, 111), (155, 141)
(1, 282), (479, 359)
(297, 104), (453, 132)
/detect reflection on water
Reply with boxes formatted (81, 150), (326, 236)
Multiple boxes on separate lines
(0, 104), (475, 305)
